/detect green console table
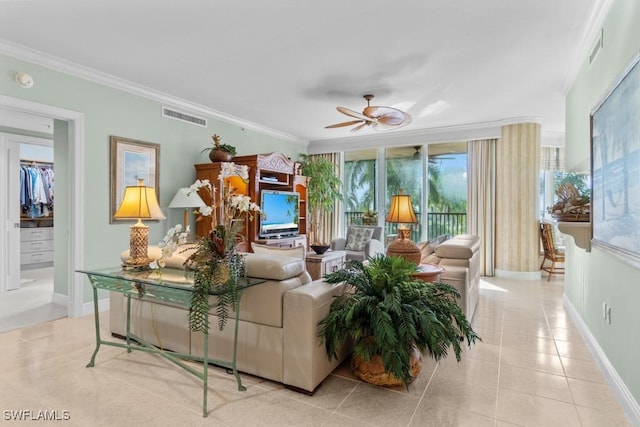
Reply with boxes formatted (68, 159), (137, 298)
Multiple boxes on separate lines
(78, 267), (263, 417)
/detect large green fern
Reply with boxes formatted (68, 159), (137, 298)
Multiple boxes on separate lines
(318, 254), (479, 387)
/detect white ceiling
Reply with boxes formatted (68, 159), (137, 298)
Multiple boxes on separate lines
(0, 0), (606, 147)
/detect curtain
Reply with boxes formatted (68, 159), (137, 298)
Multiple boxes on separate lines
(308, 152), (341, 245)
(540, 146), (565, 171)
(467, 139), (496, 276)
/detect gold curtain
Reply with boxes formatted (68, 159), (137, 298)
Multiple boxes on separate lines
(540, 146), (565, 171)
(307, 152), (341, 245)
(467, 138), (497, 276)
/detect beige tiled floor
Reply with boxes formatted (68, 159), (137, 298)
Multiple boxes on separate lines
(0, 275), (632, 426)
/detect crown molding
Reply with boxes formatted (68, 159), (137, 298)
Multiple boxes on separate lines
(308, 116), (549, 154)
(0, 39), (308, 146)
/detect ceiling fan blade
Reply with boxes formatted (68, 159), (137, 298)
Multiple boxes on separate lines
(337, 106), (373, 122)
(324, 120), (364, 129)
(350, 122), (368, 132)
(377, 114), (407, 126)
(364, 106), (405, 120)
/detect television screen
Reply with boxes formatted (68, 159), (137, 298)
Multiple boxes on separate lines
(259, 190), (299, 238)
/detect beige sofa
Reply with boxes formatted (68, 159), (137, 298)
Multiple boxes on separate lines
(418, 234), (481, 320)
(110, 249), (349, 393)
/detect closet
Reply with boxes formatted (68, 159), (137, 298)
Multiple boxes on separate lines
(19, 158), (54, 268)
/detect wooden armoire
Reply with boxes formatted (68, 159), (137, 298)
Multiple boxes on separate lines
(194, 152), (308, 250)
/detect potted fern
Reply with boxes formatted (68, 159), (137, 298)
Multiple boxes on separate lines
(318, 255), (479, 387)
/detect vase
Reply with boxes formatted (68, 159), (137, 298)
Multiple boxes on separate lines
(208, 149), (233, 162)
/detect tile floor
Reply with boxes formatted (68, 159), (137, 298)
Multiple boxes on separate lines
(0, 275), (632, 426)
(0, 267), (66, 333)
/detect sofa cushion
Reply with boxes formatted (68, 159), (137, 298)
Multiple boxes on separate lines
(245, 253), (305, 281)
(345, 227), (374, 251)
(435, 235), (480, 259)
(250, 242), (306, 260)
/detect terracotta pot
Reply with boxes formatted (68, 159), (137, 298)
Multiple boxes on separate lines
(351, 346), (422, 387)
(208, 149), (233, 162)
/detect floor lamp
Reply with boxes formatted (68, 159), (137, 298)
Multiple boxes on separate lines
(385, 189), (421, 264)
(114, 178), (166, 268)
(168, 187), (206, 230)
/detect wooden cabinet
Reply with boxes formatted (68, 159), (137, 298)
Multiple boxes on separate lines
(194, 152), (309, 250)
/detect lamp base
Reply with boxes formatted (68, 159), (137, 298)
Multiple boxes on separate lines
(122, 222), (153, 268)
(386, 237), (421, 265)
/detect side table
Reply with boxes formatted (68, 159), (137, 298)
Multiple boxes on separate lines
(306, 251), (346, 280)
(412, 263), (445, 283)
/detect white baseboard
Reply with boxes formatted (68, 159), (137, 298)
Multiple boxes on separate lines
(82, 297), (110, 316)
(52, 292), (67, 307)
(563, 295), (640, 425)
(494, 269), (541, 280)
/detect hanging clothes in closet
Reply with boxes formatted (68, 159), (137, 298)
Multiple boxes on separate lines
(20, 161), (54, 218)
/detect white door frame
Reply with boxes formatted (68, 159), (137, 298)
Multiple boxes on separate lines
(1, 134), (53, 292)
(0, 95), (85, 317)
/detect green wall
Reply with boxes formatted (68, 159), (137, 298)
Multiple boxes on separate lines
(1, 53), (307, 303)
(565, 0), (640, 406)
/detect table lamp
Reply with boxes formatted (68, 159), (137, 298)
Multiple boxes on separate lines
(168, 187), (206, 229)
(385, 189), (421, 264)
(114, 178), (166, 267)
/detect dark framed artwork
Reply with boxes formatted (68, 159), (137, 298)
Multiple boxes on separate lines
(590, 52), (640, 268)
(110, 136), (160, 223)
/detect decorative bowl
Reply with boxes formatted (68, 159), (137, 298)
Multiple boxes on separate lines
(310, 244), (330, 255)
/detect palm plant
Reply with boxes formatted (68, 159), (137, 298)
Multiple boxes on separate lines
(318, 254), (479, 387)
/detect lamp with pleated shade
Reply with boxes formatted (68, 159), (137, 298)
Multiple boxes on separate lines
(385, 189), (421, 264)
(114, 178), (166, 267)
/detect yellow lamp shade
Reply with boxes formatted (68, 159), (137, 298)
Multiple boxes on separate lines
(114, 179), (166, 220)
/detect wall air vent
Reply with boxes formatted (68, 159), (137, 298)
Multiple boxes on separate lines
(162, 106), (207, 127)
(589, 29), (603, 66)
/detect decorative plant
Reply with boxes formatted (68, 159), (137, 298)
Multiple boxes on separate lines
(318, 254), (479, 387)
(201, 134), (237, 157)
(299, 154), (342, 245)
(549, 182), (590, 217)
(185, 162), (261, 332)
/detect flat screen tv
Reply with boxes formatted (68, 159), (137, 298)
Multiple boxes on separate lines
(259, 190), (300, 238)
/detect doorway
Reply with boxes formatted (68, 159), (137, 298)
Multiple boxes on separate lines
(0, 95), (85, 322)
(0, 133), (62, 332)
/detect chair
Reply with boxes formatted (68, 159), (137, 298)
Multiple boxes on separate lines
(540, 222), (565, 281)
(330, 225), (385, 262)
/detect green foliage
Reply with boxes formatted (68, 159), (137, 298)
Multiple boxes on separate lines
(201, 134), (237, 156)
(345, 159), (376, 211)
(299, 154), (343, 243)
(186, 226), (246, 333)
(318, 255), (479, 387)
(554, 171), (590, 200)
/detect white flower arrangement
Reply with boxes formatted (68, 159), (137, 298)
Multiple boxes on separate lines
(187, 162), (261, 233)
(149, 224), (190, 269)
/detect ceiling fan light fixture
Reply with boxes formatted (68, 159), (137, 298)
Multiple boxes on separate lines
(325, 94), (412, 132)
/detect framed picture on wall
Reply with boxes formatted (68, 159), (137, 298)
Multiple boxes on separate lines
(590, 52), (640, 269)
(110, 136), (160, 223)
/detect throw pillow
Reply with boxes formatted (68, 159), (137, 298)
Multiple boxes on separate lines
(416, 240), (433, 264)
(250, 242), (306, 260)
(345, 227), (375, 251)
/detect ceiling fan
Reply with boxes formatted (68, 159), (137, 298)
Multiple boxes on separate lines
(325, 94), (412, 132)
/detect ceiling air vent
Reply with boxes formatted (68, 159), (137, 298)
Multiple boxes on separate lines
(162, 106), (207, 127)
(589, 29), (603, 66)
